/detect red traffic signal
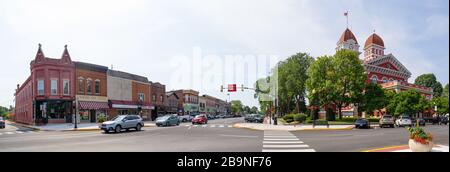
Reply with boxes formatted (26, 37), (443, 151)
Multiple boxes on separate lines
(228, 84), (237, 92)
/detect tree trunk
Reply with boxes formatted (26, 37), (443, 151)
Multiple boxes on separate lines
(338, 104), (342, 120)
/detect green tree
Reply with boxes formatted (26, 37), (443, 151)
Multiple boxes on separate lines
(386, 90), (425, 117)
(230, 100), (243, 115)
(360, 83), (387, 116)
(250, 106), (258, 114)
(330, 50), (367, 120)
(432, 97), (449, 115)
(442, 83), (449, 98)
(414, 73), (443, 97)
(306, 55), (335, 110)
(0, 106), (8, 118)
(243, 106), (251, 114)
(278, 53), (314, 114)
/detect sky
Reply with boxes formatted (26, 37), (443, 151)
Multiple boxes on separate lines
(0, 0), (448, 108)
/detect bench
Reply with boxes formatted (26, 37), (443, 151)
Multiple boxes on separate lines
(312, 120), (329, 128)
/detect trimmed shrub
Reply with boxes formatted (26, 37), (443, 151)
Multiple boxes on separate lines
(293, 114), (307, 123)
(283, 114), (295, 123)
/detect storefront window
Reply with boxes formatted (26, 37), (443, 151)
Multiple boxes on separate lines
(80, 110), (89, 121)
(138, 93), (145, 102)
(47, 101), (71, 119)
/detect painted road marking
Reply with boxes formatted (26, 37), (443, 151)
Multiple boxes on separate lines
(262, 149), (316, 152)
(263, 141), (304, 144)
(262, 131), (316, 152)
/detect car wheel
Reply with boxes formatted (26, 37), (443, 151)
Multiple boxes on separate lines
(166, 122), (170, 127)
(182, 119), (187, 122)
(104, 130), (109, 133)
(115, 125), (122, 133)
(136, 124), (142, 131)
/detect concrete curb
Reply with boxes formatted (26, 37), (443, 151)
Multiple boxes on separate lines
(232, 123), (354, 131)
(7, 121), (156, 132)
(361, 145), (408, 152)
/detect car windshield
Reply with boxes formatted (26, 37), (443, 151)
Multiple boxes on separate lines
(195, 115), (204, 118)
(401, 116), (410, 119)
(356, 119), (366, 122)
(383, 116), (392, 119)
(0, 117), (3, 120)
(159, 116), (171, 120)
(112, 116), (126, 121)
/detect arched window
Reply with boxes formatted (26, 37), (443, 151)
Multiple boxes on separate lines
(86, 78), (92, 94)
(371, 75), (378, 84)
(78, 77), (84, 94)
(389, 78), (394, 82)
(95, 79), (100, 94)
(382, 77), (388, 83)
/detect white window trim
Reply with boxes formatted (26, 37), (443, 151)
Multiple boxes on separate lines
(51, 78), (58, 95)
(371, 75), (378, 83)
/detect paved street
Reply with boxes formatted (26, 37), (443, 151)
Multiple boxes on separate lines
(0, 117), (448, 152)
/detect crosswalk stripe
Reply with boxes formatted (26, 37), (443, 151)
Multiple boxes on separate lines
(263, 145), (309, 148)
(263, 141), (304, 144)
(219, 125), (225, 128)
(228, 125), (232, 128)
(264, 138), (299, 141)
(5, 132), (14, 135)
(264, 135), (297, 138)
(193, 125), (199, 127)
(262, 149), (316, 152)
(16, 131), (24, 134)
(210, 125), (216, 128)
(202, 125), (207, 128)
(184, 125), (190, 127)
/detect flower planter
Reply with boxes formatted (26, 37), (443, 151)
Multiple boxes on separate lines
(408, 139), (433, 152)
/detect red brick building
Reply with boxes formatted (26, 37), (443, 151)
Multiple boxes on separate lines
(336, 28), (433, 117)
(75, 62), (109, 123)
(150, 82), (166, 120)
(15, 44), (76, 125)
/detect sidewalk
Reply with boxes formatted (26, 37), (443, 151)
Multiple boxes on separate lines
(233, 123), (353, 131)
(363, 145), (449, 152)
(10, 121), (156, 131)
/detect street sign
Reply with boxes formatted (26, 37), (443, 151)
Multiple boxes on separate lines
(228, 84), (237, 92)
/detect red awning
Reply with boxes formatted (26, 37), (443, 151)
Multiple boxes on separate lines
(79, 101), (109, 110)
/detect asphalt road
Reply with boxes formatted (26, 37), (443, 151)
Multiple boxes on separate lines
(0, 118), (448, 152)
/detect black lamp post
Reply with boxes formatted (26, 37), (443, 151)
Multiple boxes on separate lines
(73, 101), (77, 129)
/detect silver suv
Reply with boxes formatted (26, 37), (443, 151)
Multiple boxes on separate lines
(379, 115), (395, 128)
(100, 115), (144, 133)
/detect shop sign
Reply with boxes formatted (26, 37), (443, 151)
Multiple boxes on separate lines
(76, 95), (108, 102)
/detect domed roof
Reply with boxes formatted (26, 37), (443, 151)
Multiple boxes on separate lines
(338, 28), (358, 44)
(365, 33), (384, 48)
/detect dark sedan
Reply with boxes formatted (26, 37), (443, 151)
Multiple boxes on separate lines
(355, 118), (370, 129)
(0, 117), (5, 129)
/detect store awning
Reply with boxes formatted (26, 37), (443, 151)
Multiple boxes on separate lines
(79, 101), (109, 110)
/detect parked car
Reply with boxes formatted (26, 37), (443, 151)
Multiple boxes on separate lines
(0, 117), (5, 129)
(206, 114), (215, 120)
(192, 114), (208, 125)
(245, 114), (255, 122)
(217, 114), (226, 119)
(178, 114), (195, 122)
(379, 115), (395, 128)
(156, 114), (180, 127)
(355, 118), (370, 129)
(412, 118), (426, 126)
(438, 116), (448, 125)
(252, 114), (264, 123)
(395, 115), (412, 127)
(100, 115), (144, 133)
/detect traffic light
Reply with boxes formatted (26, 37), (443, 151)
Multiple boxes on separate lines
(220, 85), (224, 92)
(241, 84), (244, 91)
